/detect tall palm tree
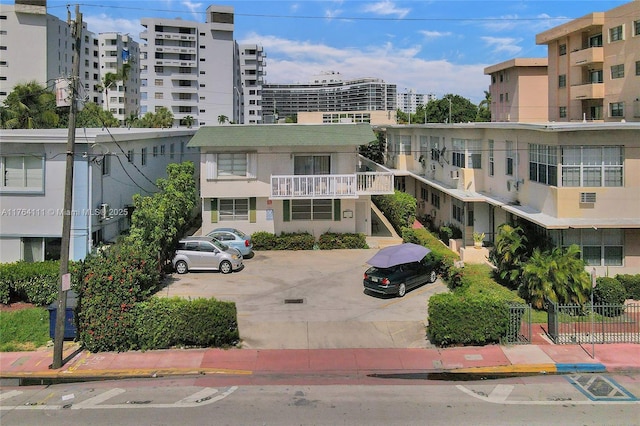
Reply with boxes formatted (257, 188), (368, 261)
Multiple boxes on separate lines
(488, 224), (529, 288)
(2, 81), (60, 129)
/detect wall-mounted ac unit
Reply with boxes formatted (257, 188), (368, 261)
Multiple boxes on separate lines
(580, 192), (596, 203)
(100, 203), (110, 221)
(450, 170), (460, 179)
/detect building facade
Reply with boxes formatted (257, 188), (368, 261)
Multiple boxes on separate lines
(297, 110), (397, 125)
(188, 124), (394, 238)
(0, 128), (196, 263)
(484, 58), (549, 122)
(383, 122), (640, 275)
(396, 91), (436, 114)
(536, 1), (640, 122)
(262, 77), (397, 122)
(234, 43), (266, 124)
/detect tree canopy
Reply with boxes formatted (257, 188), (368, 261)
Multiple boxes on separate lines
(76, 102), (119, 128)
(1, 81), (60, 129)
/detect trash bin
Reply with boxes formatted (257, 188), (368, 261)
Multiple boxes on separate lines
(47, 290), (78, 340)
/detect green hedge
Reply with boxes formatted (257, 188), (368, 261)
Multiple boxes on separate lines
(594, 277), (627, 317)
(134, 297), (239, 350)
(372, 191), (416, 233)
(317, 232), (368, 249)
(252, 231), (367, 250)
(251, 231), (278, 250)
(615, 274), (640, 301)
(401, 227), (459, 281)
(0, 261), (61, 306)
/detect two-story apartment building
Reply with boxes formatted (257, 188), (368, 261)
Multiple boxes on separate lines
(188, 124), (394, 237)
(0, 128), (196, 263)
(384, 122), (640, 275)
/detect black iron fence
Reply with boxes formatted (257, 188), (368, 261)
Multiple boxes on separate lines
(502, 303), (532, 345)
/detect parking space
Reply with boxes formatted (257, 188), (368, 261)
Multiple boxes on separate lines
(158, 249), (448, 349)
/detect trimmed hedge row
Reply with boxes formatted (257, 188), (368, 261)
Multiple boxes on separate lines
(0, 261), (61, 306)
(616, 274), (640, 300)
(401, 227), (458, 280)
(252, 231), (367, 251)
(372, 191), (416, 233)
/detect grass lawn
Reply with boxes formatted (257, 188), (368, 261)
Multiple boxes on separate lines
(0, 307), (51, 351)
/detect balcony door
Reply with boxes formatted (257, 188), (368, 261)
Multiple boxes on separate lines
(294, 155), (331, 175)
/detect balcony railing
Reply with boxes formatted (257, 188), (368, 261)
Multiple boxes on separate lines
(270, 172), (394, 199)
(571, 82), (604, 100)
(571, 46), (604, 67)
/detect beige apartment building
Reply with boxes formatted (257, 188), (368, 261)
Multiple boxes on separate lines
(383, 122), (640, 275)
(536, 1), (640, 122)
(484, 58), (549, 122)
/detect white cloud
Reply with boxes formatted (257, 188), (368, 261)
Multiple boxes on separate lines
(481, 36), (523, 56)
(481, 13), (571, 33)
(239, 32), (489, 103)
(83, 13), (144, 39)
(181, 1), (204, 21)
(362, 1), (410, 19)
(419, 30), (453, 39)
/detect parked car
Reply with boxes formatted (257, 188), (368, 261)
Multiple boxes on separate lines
(172, 236), (243, 274)
(206, 228), (254, 258)
(363, 256), (437, 297)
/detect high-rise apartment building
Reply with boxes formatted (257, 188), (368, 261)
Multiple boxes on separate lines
(536, 1), (640, 122)
(235, 44), (266, 124)
(396, 91), (436, 114)
(97, 33), (140, 125)
(484, 58), (549, 122)
(262, 76), (397, 121)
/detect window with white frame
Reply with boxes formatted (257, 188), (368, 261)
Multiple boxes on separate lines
(488, 140), (494, 176)
(609, 25), (624, 42)
(610, 102), (624, 117)
(1, 155), (44, 192)
(429, 136), (440, 161)
(22, 237), (61, 262)
(205, 153), (257, 179)
(451, 139), (481, 169)
(611, 64), (624, 79)
(452, 199), (464, 224)
(560, 146), (623, 187)
(563, 228), (623, 266)
(219, 198), (249, 221)
(558, 74), (566, 88)
(505, 141), (514, 176)
(635, 19), (640, 36)
(452, 139), (465, 167)
(294, 155), (330, 175)
(529, 144), (558, 185)
(291, 199), (333, 220)
(419, 136), (428, 161)
(400, 135), (411, 155)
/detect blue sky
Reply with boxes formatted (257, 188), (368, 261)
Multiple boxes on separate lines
(4, 0), (630, 103)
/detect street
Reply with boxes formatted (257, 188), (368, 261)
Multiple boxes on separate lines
(1, 373), (639, 425)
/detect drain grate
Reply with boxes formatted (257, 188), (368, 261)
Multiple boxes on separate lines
(565, 375), (637, 401)
(284, 298), (304, 304)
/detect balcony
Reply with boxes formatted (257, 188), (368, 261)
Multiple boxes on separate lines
(270, 172), (394, 199)
(571, 83), (604, 100)
(571, 46), (604, 67)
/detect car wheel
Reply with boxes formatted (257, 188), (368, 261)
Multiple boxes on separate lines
(429, 270), (437, 283)
(175, 260), (188, 274)
(219, 260), (232, 274)
(398, 283), (406, 297)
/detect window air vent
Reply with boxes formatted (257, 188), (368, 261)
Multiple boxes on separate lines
(580, 192), (596, 203)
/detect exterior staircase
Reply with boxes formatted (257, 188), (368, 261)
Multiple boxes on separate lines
(366, 202), (403, 249)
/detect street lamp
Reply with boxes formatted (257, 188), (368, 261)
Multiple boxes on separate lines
(447, 97), (452, 124)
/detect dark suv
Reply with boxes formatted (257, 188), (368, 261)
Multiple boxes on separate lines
(363, 257), (437, 297)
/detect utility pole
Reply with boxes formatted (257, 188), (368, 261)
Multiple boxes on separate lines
(52, 4), (82, 369)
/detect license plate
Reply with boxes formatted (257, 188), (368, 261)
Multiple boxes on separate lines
(371, 277), (379, 283)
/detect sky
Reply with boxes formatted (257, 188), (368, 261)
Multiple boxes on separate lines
(4, 0), (631, 103)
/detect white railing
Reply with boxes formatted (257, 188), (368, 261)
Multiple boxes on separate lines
(270, 172), (393, 199)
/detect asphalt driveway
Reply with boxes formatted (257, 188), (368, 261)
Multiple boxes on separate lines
(158, 249), (448, 350)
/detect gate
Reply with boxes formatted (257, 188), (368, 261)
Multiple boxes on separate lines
(547, 298), (558, 343)
(502, 303), (532, 344)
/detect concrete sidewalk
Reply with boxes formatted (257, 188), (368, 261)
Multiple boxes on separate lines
(1, 342), (638, 384)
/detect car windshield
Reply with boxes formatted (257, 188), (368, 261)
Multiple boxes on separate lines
(211, 240), (229, 251)
(230, 229), (246, 238)
(367, 266), (398, 275)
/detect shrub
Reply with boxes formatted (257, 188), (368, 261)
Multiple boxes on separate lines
(401, 227), (458, 283)
(615, 274), (640, 301)
(594, 277), (627, 317)
(0, 261), (61, 306)
(251, 231), (277, 251)
(372, 191), (416, 233)
(317, 232), (368, 249)
(274, 232), (315, 250)
(438, 226), (453, 243)
(134, 297), (187, 350)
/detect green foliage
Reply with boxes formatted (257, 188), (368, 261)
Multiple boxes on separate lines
(427, 294), (510, 346)
(476, 90), (491, 122)
(0, 307), (50, 352)
(0, 261), (61, 305)
(372, 191), (417, 232)
(134, 297), (239, 349)
(317, 233), (368, 249)
(76, 102), (119, 128)
(615, 274), (640, 300)
(401, 227), (458, 280)
(358, 131), (386, 164)
(251, 231), (278, 250)
(424, 94), (478, 124)
(136, 106), (174, 128)
(1, 81), (61, 129)
(519, 245), (591, 309)
(594, 277), (627, 317)
(274, 232), (315, 250)
(489, 224), (529, 289)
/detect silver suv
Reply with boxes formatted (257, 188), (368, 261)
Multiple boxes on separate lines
(172, 236), (243, 274)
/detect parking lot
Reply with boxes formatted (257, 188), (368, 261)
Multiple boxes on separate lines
(157, 249), (447, 349)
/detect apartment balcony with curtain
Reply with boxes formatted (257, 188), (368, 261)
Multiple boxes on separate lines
(270, 172), (394, 199)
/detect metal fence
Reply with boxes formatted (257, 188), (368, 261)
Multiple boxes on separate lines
(502, 303), (532, 345)
(547, 301), (640, 344)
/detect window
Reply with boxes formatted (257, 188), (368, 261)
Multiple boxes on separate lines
(590, 69), (603, 83)
(154, 92), (163, 99)
(206, 153), (257, 179)
(452, 199), (464, 224)
(420, 187), (428, 202)
(154, 79), (163, 86)
(589, 33), (603, 47)
(127, 149), (134, 163)
(558, 74), (566, 88)
(452, 139), (465, 168)
(22, 237), (61, 262)
(419, 136), (428, 161)
(102, 154), (111, 175)
(294, 155), (330, 175)
(488, 140), (494, 176)
(559, 106), (567, 118)
(291, 199), (333, 220)
(611, 64), (624, 79)
(499, 93), (503, 103)
(636, 61), (640, 76)
(559, 44), (567, 56)
(1, 155), (44, 192)
(219, 198), (248, 221)
(505, 141), (514, 176)
(141, 148), (147, 166)
(563, 228), (623, 266)
(399, 135), (411, 155)
(431, 192), (440, 209)
(610, 102), (624, 117)
(152, 146), (158, 157)
(170, 143), (175, 159)
(529, 144), (558, 186)
(452, 139), (481, 169)
(609, 25), (623, 42)
(635, 19), (640, 36)
(561, 146), (623, 187)
(160, 145), (165, 156)
(429, 136), (440, 161)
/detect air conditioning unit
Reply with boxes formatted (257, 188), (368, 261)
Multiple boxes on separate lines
(100, 203), (110, 221)
(450, 170), (460, 179)
(580, 192), (596, 203)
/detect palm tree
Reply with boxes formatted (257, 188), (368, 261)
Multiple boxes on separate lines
(154, 107), (174, 128)
(217, 114), (229, 125)
(99, 72), (119, 112)
(476, 90), (491, 122)
(183, 115), (194, 128)
(2, 81), (60, 129)
(488, 224), (529, 289)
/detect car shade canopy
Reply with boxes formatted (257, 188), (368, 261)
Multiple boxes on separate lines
(366, 243), (431, 268)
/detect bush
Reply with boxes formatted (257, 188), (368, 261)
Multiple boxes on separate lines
(372, 191), (417, 233)
(251, 231), (277, 250)
(317, 232), (368, 249)
(134, 297), (187, 350)
(274, 232), (315, 250)
(594, 277), (627, 317)
(401, 227), (458, 283)
(427, 293), (510, 346)
(0, 261), (61, 306)
(615, 274), (640, 301)
(438, 226), (453, 243)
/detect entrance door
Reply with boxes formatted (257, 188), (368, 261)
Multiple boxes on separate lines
(355, 201), (368, 234)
